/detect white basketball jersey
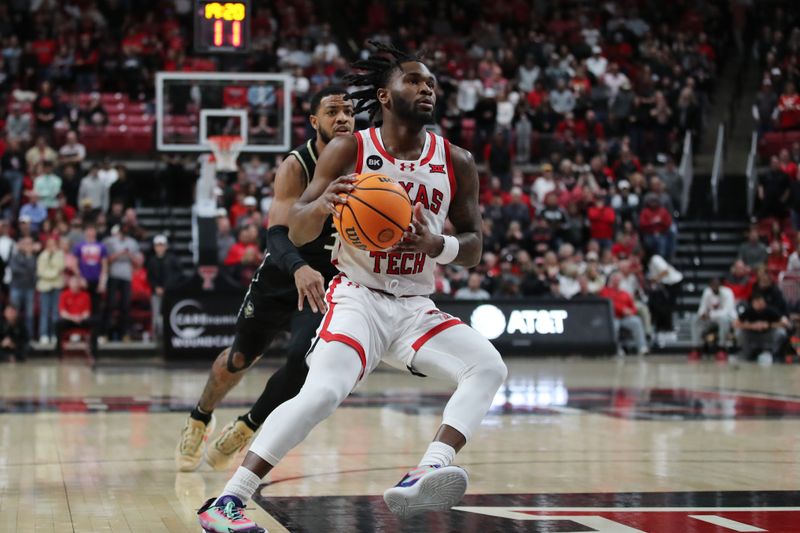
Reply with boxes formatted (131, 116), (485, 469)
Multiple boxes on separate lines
(332, 127), (457, 297)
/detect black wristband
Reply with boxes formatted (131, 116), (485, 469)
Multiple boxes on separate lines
(266, 225), (307, 275)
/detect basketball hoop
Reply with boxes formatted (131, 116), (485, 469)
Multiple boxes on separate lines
(208, 135), (244, 172)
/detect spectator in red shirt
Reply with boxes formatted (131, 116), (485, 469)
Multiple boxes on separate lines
(131, 253), (152, 301)
(639, 193), (673, 258)
(228, 192), (250, 227)
(777, 82), (800, 130)
(696, 32), (716, 63)
(224, 224), (262, 286)
(30, 29), (57, 69)
(584, 110), (606, 148)
(723, 260), (754, 302)
(613, 147), (642, 181)
(611, 221), (640, 258)
(55, 275), (97, 357)
(586, 190), (616, 249)
(34, 81), (57, 138)
(526, 80), (547, 110)
(569, 65), (592, 97)
(766, 240), (788, 280)
(54, 194), (76, 223)
(224, 224), (261, 265)
(600, 272), (648, 355)
(555, 112), (588, 142)
(480, 176), (512, 206)
(73, 33), (99, 92)
(779, 148), (798, 178)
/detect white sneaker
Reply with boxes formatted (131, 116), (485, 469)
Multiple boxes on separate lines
(383, 465), (468, 519)
(758, 351), (773, 366)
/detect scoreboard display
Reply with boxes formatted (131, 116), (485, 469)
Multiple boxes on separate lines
(194, 0), (251, 53)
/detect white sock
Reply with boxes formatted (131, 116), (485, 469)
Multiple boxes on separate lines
(218, 467), (262, 505)
(418, 441), (456, 467)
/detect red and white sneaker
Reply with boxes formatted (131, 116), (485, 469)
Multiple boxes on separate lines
(383, 465), (468, 519)
(688, 350), (701, 363)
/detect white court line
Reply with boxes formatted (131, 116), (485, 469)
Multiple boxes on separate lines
(689, 515), (767, 532)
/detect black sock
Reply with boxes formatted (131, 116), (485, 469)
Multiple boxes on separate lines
(238, 413), (260, 432)
(190, 404), (213, 425)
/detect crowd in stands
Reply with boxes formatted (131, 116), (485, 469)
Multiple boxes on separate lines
(0, 120), (183, 359)
(685, 213), (800, 365)
(0, 0), (769, 359)
(0, 127), (185, 360)
(752, 5), (800, 135)
(735, 6), (800, 364)
(205, 0), (734, 353)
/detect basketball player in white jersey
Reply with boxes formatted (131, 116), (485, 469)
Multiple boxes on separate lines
(197, 42), (507, 533)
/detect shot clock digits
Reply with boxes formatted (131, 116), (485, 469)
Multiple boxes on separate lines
(194, 0), (251, 53)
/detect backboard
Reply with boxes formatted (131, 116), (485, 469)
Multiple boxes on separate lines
(155, 72), (292, 153)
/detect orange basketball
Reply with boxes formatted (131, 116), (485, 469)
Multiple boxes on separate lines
(333, 173), (413, 252)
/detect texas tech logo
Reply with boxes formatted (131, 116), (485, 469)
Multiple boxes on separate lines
(398, 162), (415, 172)
(429, 164), (445, 174)
(366, 155), (383, 170)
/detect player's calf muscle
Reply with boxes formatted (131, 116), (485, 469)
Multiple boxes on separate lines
(197, 349), (258, 411)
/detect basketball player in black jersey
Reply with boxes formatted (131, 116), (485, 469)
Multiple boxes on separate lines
(176, 87), (355, 472)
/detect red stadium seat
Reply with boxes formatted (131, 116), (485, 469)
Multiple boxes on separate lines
(758, 131), (800, 157)
(108, 113), (127, 125)
(164, 115), (193, 126)
(123, 102), (147, 114)
(101, 92), (126, 104)
(124, 114), (153, 126)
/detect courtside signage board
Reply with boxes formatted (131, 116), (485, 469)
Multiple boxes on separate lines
(163, 288), (615, 358)
(439, 299), (616, 355)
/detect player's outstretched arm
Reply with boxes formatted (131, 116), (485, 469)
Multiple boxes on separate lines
(390, 145), (483, 268)
(288, 135), (358, 247)
(267, 156), (326, 313)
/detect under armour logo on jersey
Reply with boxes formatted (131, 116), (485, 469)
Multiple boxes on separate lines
(399, 162), (416, 172)
(428, 164), (445, 174)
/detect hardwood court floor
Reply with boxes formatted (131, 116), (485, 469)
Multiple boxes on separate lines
(1, 356), (800, 532)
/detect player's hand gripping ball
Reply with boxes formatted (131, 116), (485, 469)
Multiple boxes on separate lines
(333, 173), (413, 252)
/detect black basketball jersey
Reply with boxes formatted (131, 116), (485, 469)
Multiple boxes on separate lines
(258, 139), (338, 286)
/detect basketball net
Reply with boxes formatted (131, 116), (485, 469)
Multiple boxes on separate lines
(207, 135), (244, 172)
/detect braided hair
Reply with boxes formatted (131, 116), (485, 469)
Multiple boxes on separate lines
(346, 40), (425, 123)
